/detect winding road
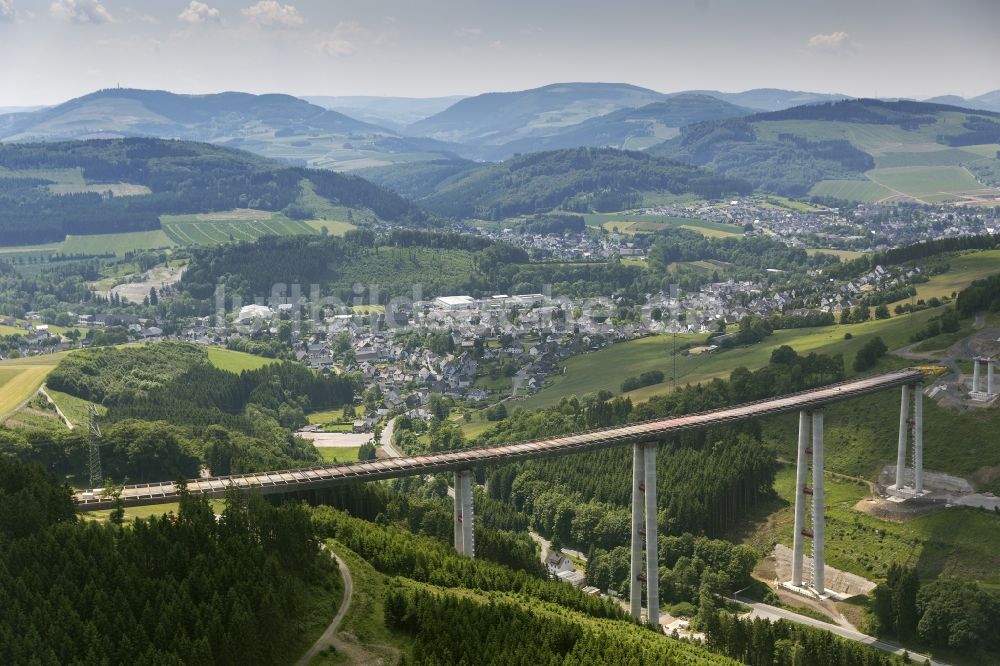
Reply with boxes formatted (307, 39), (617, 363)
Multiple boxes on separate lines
(297, 549), (361, 665)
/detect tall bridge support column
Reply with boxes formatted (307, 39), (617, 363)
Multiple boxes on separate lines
(811, 409), (826, 596)
(973, 359), (982, 393)
(453, 471), (465, 554)
(913, 383), (924, 494)
(459, 469), (474, 557)
(643, 441), (659, 629)
(629, 443), (644, 619)
(791, 411), (810, 588)
(894, 384), (910, 490)
(989, 360), (995, 396)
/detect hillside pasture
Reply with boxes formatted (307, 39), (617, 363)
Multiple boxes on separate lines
(161, 211), (321, 246)
(809, 179), (895, 203)
(589, 213), (742, 238)
(874, 148), (985, 168)
(206, 347), (278, 373)
(519, 306), (946, 410)
(866, 166), (999, 203)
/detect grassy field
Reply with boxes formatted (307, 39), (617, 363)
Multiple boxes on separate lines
(206, 347), (278, 373)
(45, 387), (105, 427)
(809, 179), (895, 203)
(0, 229), (176, 259)
(866, 166), (997, 202)
(742, 465), (1000, 587)
(81, 499), (226, 523)
(161, 211), (322, 246)
(584, 213), (743, 238)
(307, 408), (351, 425)
(807, 248), (867, 261)
(874, 148), (985, 168)
(0, 352), (71, 418)
(519, 308), (943, 411)
(318, 447), (361, 463)
(910, 249), (1000, 303)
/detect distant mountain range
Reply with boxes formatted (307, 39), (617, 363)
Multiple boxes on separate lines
(301, 95), (466, 131)
(0, 89), (461, 171)
(3, 84), (998, 197)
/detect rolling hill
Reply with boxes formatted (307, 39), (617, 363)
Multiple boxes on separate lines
(361, 147), (751, 220)
(406, 82), (667, 147)
(652, 99), (1000, 202)
(924, 89), (1000, 113)
(0, 137), (428, 245)
(474, 94), (754, 159)
(0, 88), (460, 171)
(680, 88), (849, 111)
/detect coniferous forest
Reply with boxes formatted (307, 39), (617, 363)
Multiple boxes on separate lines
(0, 458), (340, 664)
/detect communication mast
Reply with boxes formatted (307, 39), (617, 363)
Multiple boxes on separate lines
(88, 404), (103, 489)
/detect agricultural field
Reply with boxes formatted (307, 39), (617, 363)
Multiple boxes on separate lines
(206, 347), (278, 373)
(866, 166), (999, 203)
(161, 210), (321, 246)
(585, 213), (742, 238)
(0, 229), (176, 259)
(809, 179), (894, 203)
(806, 248), (867, 261)
(0, 352), (71, 418)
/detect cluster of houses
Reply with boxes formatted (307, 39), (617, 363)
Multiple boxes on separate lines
(636, 197), (998, 252)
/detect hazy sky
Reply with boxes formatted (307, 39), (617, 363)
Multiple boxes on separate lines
(1, 0), (998, 106)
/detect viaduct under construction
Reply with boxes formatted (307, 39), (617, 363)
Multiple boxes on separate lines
(74, 368), (927, 628)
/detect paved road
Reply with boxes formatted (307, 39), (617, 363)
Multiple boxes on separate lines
(379, 417), (401, 458)
(735, 596), (948, 666)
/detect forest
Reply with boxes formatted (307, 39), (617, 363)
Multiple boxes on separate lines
(9, 342), (361, 482)
(0, 457), (340, 664)
(368, 147), (752, 220)
(0, 138), (426, 245)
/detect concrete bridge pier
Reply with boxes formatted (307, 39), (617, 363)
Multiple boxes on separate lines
(643, 441), (659, 629)
(971, 357), (996, 401)
(811, 409), (825, 595)
(629, 443), (644, 619)
(453, 469), (474, 556)
(889, 383), (925, 496)
(628, 442), (660, 627)
(791, 411), (810, 587)
(788, 408), (826, 596)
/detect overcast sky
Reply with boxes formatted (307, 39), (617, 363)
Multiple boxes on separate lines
(1, 0), (998, 106)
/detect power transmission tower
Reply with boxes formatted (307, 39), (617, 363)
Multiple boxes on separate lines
(88, 404), (103, 489)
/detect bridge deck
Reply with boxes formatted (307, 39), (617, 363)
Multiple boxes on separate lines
(74, 369), (923, 511)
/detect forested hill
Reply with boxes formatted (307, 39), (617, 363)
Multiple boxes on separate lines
(651, 98), (1000, 197)
(360, 147), (752, 220)
(0, 138), (429, 245)
(476, 94), (754, 159)
(0, 88), (462, 170)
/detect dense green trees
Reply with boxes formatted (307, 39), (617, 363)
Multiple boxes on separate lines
(853, 336), (888, 372)
(957, 272), (1000, 316)
(0, 138), (426, 245)
(872, 564), (1000, 656)
(0, 459), (339, 664)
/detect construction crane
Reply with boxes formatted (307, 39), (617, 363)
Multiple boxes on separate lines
(87, 404), (103, 490)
